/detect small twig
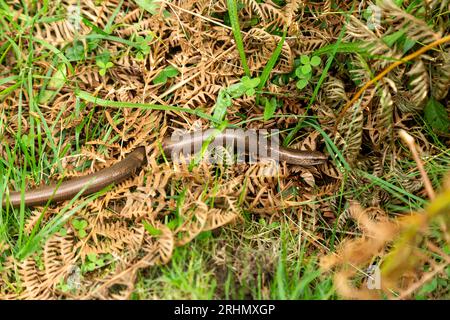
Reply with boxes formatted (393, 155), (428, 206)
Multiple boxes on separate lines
(398, 129), (436, 200)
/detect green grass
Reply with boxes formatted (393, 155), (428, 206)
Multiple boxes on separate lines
(133, 219), (336, 300)
(227, 0), (250, 77)
(76, 90), (224, 125)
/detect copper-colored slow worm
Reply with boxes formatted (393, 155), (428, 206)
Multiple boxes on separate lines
(2, 130), (327, 208)
(163, 130), (328, 166)
(2, 147), (146, 208)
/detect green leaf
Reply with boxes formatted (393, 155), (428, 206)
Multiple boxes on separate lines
(153, 72), (168, 85)
(78, 229), (87, 238)
(136, 52), (144, 60)
(167, 216), (183, 230)
(263, 97), (277, 121)
(362, 7), (373, 20)
(87, 262), (96, 271)
(300, 55), (310, 64)
(301, 64), (312, 74)
(79, 220), (88, 229)
(213, 89), (231, 121)
(418, 278), (438, 295)
(143, 220), (162, 236)
(424, 98), (450, 133)
(295, 66), (303, 78)
(104, 254), (113, 260)
(39, 64), (67, 104)
(245, 88), (255, 96)
(96, 60), (106, 69)
(242, 76), (260, 89)
(65, 42), (85, 62)
(296, 79), (308, 90)
(196, 230), (212, 240)
(403, 38), (416, 53)
(105, 62), (114, 68)
(310, 56), (321, 67)
(72, 220), (81, 229)
(227, 0), (250, 76)
(87, 253), (97, 262)
(152, 65), (179, 85)
(134, 0), (160, 15)
(227, 82), (246, 98)
(72, 219), (87, 230)
(257, 29), (286, 94)
(96, 51), (111, 65)
(222, 95), (232, 107)
(383, 30), (405, 47)
(296, 69), (312, 80)
(164, 65), (179, 78)
(250, 77), (261, 88)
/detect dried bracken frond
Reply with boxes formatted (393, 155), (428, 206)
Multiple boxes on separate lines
(334, 99), (365, 166)
(245, 28), (293, 74)
(379, 0), (442, 45)
(322, 77), (348, 108)
(431, 50), (450, 100)
(18, 232), (76, 299)
(407, 60), (429, 108)
(345, 15), (400, 70)
(369, 83), (394, 147)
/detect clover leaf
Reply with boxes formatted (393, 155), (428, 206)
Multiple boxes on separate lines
(153, 65), (179, 85)
(72, 219), (88, 238)
(310, 56), (321, 67)
(294, 54), (321, 91)
(296, 79), (309, 90)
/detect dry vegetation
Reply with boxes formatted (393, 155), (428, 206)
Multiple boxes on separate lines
(0, 0), (449, 299)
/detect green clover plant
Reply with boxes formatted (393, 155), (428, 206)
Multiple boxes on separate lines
(72, 219), (88, 238)
(295, 55), (321, 90)
(96, 52), (113, 76)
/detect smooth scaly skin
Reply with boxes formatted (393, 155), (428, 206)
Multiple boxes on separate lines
(2, 130), (327, 208)
(2, 147), (146, 208)
(162, 130), (328, 166)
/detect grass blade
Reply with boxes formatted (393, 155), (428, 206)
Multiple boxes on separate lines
(76, 90), (225, 125)
(257, 29), (287, 105)
(227, 0), (250, 76)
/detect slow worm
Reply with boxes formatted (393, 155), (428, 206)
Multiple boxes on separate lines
(2, 130), (327, 208)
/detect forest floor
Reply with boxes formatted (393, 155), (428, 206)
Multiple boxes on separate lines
(0, 0), (449, 299)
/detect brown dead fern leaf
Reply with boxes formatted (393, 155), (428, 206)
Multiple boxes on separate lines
(321, 186), (450, 300)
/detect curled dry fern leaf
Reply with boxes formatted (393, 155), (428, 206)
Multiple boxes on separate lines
(334, 97), (365, 166)
(369, 83), (394, 147)
(431, 50), (450, 100)
(406, 60), (429, 108)
(379, 0), (442, 45)
(17, 232), (76, 299)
